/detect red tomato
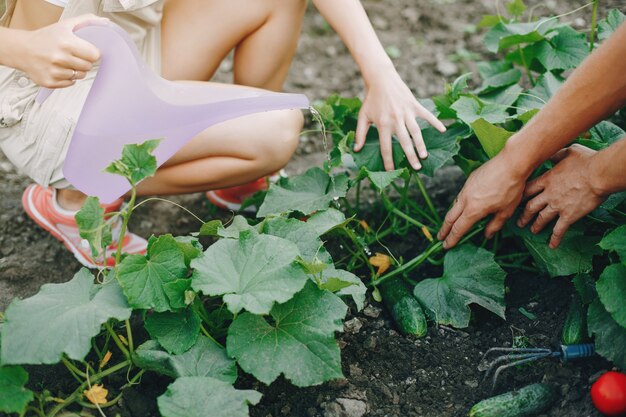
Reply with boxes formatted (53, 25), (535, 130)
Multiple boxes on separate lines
(591, 371), (626, 416)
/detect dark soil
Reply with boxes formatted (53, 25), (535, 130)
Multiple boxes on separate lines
(1, 1), (623, 416)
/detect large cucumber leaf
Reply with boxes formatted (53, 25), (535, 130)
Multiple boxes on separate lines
(227, 282), (347, 387)
(134, 336), (236, 382)
(191, 230), (308, 315)
(144, 309), (201, 355)
(599, 225), (626, 264)
(588, 299), (626, 369)
(596, 264), (626, 328)
(117, 234), (188, 312)
(257, 167), (348, 217)
(413, 244), (506, 328)
(158, 377), (261, 417)
(1, 269), (131, 364)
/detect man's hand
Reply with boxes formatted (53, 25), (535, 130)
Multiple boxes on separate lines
(517, 144), (607, 249)
(437, 150), (528, 249)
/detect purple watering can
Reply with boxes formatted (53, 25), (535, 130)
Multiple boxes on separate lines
(36, 21), (309, 203)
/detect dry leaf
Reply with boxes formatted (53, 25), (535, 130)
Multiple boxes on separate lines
(84, 384), (108, 405)
(359, 220), (371, 233)
(118, 334), (128, 346)
(369, 252), (391, 276)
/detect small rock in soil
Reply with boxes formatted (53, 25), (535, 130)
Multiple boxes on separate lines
(362, 304), (382, 318)
(323, 398), (368, 417)
(344, 318), (363, 334)
(364, 335), (377, 350)
(349, 364), (363, 377)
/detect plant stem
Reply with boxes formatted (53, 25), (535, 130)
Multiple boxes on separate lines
(341, 226), (376, 277)
(61, 357), (86, 381)
(104, 322), (130, 360)
(114, 185), (137, 268)
(589, 0), (599, 51)
(125, 319), (134, 354)
(518, 45), (536, 86)
(415, 175), (441, 224)
(200, 324), (225, 348)
(369, 224), (485, 287)
(381, 194), (430, 231)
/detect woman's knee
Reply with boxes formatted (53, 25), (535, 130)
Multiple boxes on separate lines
(256, 109), (304, 171)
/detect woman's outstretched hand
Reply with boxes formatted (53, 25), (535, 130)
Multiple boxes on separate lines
(353, 70), (446, 171)
(7, 14), (107, 88)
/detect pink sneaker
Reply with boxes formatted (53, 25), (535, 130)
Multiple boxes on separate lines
(206, 171), (284, 212)
(22, 184), (147, 269)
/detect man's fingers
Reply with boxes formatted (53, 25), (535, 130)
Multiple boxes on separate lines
(354, 113), (370, 152)
(438, 197), (464, 241)
(417, 105), (446, 133)
(485, 212), (510, 239)
(518, 195), (547, 227)
(396, 124), (421, 170)
(378, 126), (395, 171)
(550, 148), (570, 163)
(443, 213), (477, 249)
(549, 217), (571, 249)
(531, 206), (557, 234)
(523, 176), (545, 199)
(406, 117), (428, 159)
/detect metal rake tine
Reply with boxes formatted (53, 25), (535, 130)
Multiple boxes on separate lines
(478, 347), (552, 371)
(486, 352), (553, 391)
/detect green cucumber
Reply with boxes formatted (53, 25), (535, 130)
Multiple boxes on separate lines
(469, 383), (556, 417)
(561, 294), (587, 345)
(379, 279), (427, 337)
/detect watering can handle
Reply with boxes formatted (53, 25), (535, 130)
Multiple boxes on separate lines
(35, 19), (109, 105)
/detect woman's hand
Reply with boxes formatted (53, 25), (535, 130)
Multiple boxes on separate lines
(517, 144), (607, 249)
(354, 69), (446, 171)
(7, 14), (107, 88)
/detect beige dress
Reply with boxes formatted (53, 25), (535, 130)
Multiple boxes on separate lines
(0, 0), (163, 188)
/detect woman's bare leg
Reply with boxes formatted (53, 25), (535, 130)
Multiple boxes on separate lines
(161, 0), (306, 90)
(58, 0), (306, 206)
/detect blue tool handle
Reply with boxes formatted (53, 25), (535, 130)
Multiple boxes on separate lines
(560, 344), (595, 361)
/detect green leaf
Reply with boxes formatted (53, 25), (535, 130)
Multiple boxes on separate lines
(134, 337), (236, 382)
(446, 73), (473, 100)
(506, 0), (526, 18)
(517, 72), (564, 111)
(477, 61), (513, 79)
(483, 19), (557, 53)
(478, 15), (507, 29)
(174, 236), (203, 268)
(227, 282), (347, 387)
(104, 139), (161, 184)
(191, 230), (308, 315)
(158, 377), (262, 417)
(0, 366), (34, 414)
(451, 96), (510, 125)
(257, 168), (348, 217)
(513, 227), (598, 277)
(144, 309), (201, 355)
(598, 9), (626, 41)
(535, 26), (589, 71)
(321, 268), (367, 311)
(588, 299), (626, 369)
(263, 210), (345, 264)
(75, 197), (112, 258)
(573, 273), (596, 305)
(596, 264), (626, 328)
(475, 68), (522, 94)
(198, 220), (223, 237)
(361, 168), (406, 191)
(1, 269), (131, 364)
(590, 121), (626, 146)
(117, 235), (188, 312)
(480, 84), (523, 108)
(217, 216), (258, 239)
(419, 125), (467, 177)
(349, 133), (407, 172)
(471, 118), (514, 158)
(413, 244), (506, 328)
(599, 225), (626, 264)
(163, 279), (194, 310)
